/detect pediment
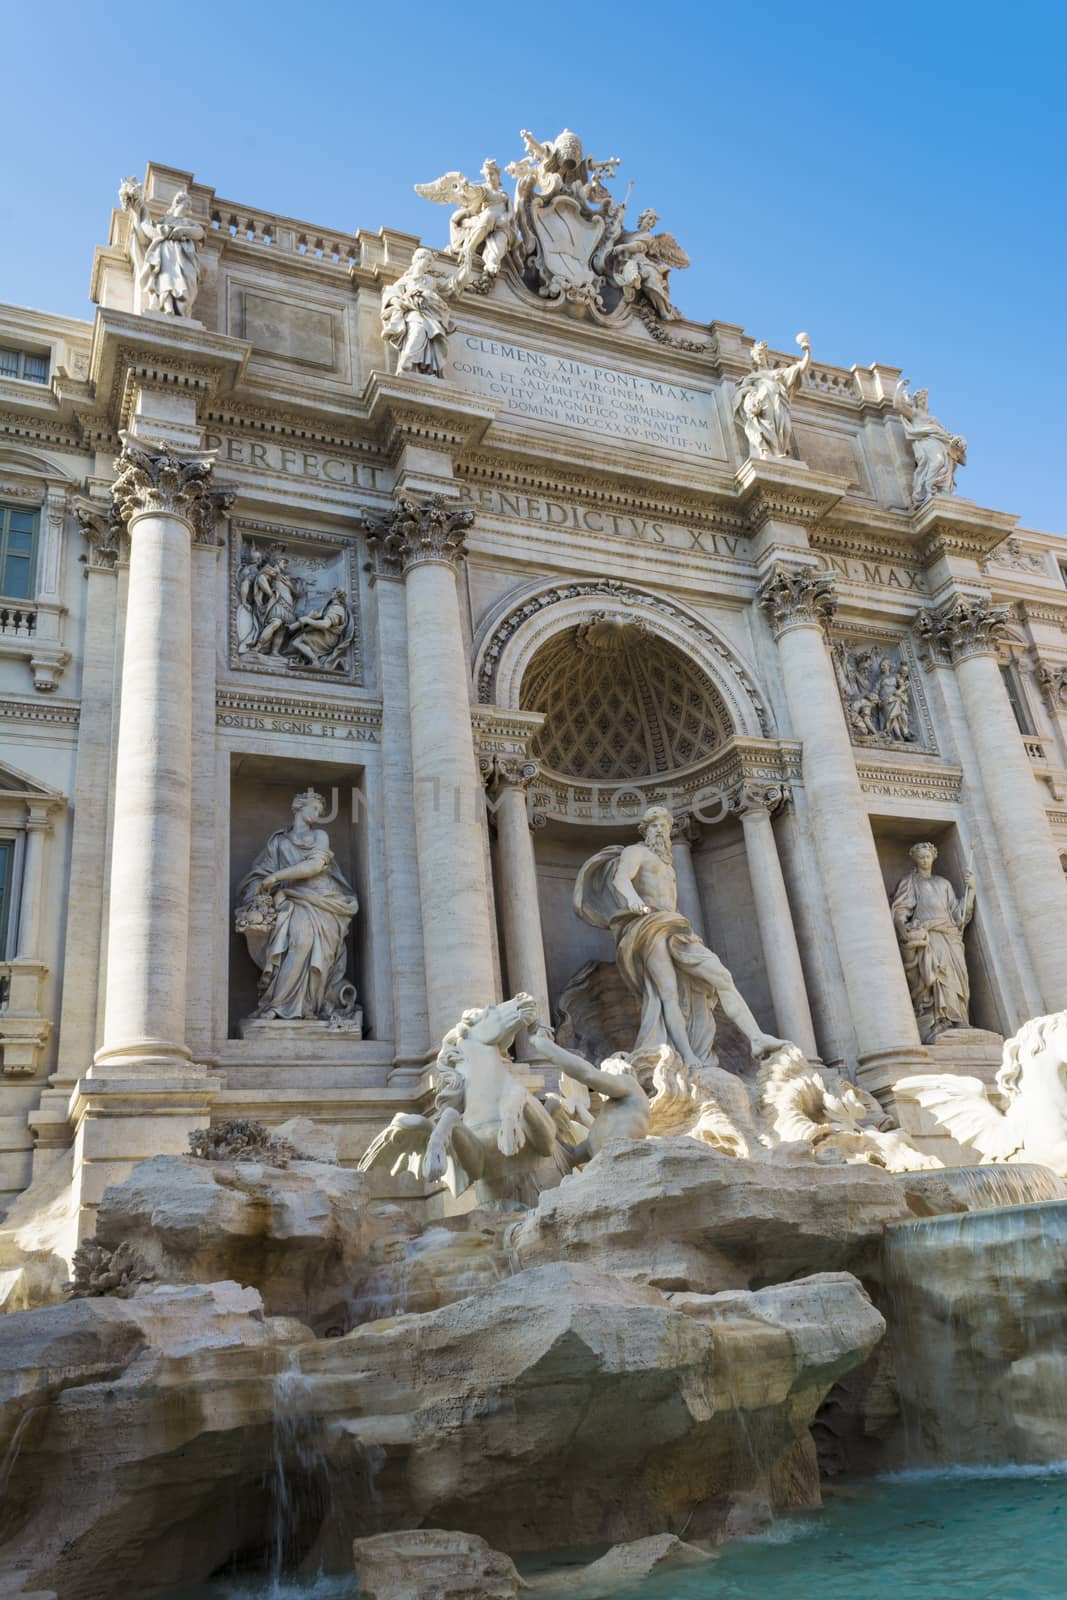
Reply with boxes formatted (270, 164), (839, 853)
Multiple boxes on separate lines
(0, 759), (66, 804)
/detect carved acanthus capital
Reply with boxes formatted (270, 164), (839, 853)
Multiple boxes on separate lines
(75, 497), (126, 571)
(728, 782), (791, 819)
(480, 752), (539, 795)
(363, 494), (474, 576)
(914, 597), (1019, 665)
(110, 433), (220, 538)
(757, 564), (837, 639)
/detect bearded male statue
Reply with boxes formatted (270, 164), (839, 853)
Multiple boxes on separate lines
(574, 805), (787, 1071)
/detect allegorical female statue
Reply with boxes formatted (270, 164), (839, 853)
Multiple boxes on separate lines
(119, 178), (205, 318)
(893, 380), (967, 506)
(234, 788), (360, 1022)
(891, 841), (976, 1042)
(380, 247), (465, 378)
(733, 332), (812, 459)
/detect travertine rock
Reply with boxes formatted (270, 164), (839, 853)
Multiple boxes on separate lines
(0, 1261), (882, 1596)
(509, 1137), (911, 1293)
(531, 1533), (711, 1596)
(352, 1529), (527, 1599)
(92, 1152), (374, 1328)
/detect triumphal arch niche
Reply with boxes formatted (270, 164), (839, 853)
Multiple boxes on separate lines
(1, 121), (1067, 1219)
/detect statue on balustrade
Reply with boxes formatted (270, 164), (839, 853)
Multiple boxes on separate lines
(574, 805), (786, 1073)
(234, 788), (360, 1023)
(891, 841), (976, 1042)
(381, 248), (465, 378)
(893, 380), (967, 506)
(733, 332), (812, 460)
(414, 160), (518, 283)
(119, 178), (205, 318)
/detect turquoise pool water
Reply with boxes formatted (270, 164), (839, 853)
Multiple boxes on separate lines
(168, 1467), (1067, 1600)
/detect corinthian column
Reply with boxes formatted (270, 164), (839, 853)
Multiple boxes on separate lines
(484, 755), (551, 1040)
(731, 784), (818, 1059)
(366, 497), (497, 1042)
(920, 598), (1067, 1009)
(93, 435), (223, 1072)
(757, 564), (924, 1089)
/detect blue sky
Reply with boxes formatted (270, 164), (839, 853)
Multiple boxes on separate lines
(2, 0), (1063, 532)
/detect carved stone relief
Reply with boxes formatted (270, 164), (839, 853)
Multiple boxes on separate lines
(229, 518), (361, 683)
(831, 637), (934, 752)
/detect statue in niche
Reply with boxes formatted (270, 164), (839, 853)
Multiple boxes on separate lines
(605, 209), (690, 321)
(381, 248), (465, 378)
(891, 842), (976, 1043)
(234, 541), (355, 672)
(897, 1010), (1067, 1176)
(832, 643), (916, 744)
(733, 333), (812, 459)
(574, 805), (787, 1073)
(234, 788), (360, 1023)
(119, 178), (205, 318)
(359, 994), (570, 1208)
(414, 161), (518, 283)
(893, 380), (967, 506)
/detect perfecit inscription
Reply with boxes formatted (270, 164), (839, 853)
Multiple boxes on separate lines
(446, 335), (726, 457)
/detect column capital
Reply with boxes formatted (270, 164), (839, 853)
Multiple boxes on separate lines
(757, 562), (837, 639)
(75, 496), (126, 571)
(729, 781), (791, 818)
(364, 494), (474, 576)
(111, 433), (229, 542)
(914, 595), (1020, 665)
(480, 752), (539, 795)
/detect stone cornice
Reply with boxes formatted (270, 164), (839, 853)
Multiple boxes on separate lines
(912, 495), (1020, 565)
(361, 371), (497, 463)
(87, 307), (250, 435)
(855, 753), (964, 803)
(735, 458), (849, 533)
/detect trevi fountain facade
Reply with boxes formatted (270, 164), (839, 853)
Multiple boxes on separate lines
(0, 134), (1066, 1598)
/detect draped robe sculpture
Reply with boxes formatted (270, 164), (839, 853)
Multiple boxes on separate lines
(235, 788), (359, 1022)
(891, 841), (975, 1041)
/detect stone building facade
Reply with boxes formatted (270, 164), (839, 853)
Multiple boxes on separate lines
(1, 148), (1066, 1224)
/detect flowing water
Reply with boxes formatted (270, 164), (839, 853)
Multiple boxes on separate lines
(163, 1467), (1067, 1599)
(883, 1199), (1067, 1464)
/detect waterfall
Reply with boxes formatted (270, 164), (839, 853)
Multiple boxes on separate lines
(269, 1356), (331, 1589)
(883, 1198), (1067, 1466)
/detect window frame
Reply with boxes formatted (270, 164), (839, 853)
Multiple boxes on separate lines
(0, 346), (50, 385)
(0, 834), (17, 960)
(0, 503), (39, 602)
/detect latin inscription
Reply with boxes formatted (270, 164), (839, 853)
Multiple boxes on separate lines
(217, 711), (379, 742)
(467, 484), (745, 558)
(821, 555), (924, 592)
(203, 432), (384, 490)
(447, 336), (726, 458)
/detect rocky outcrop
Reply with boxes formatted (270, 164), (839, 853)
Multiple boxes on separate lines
(0, 1262), (883, 1596)
(508, 1137), (911, 1293)
(531, 1533), (712, 1596)
(92, 1153), (377, 1329)
(352, 1529), (527, 1599)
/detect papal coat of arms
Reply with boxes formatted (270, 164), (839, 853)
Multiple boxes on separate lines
(415, 126), (690, 325)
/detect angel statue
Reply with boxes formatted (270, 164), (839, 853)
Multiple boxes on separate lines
(606, 209), (690, 320)
(119, 178), (205, 318)
(359, 994), (571, 1209)
(414, 160), (517, 283)
(894, 380), (967, 507)
(380, 247), (465, 378)
(733, 332), (813, 460)
(896, 1010), (1067, 1177)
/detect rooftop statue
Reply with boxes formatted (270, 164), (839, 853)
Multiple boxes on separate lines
(574, 805), (787, 1073)
(119, 178), (205, 318)
(380, 247), (466, 378)
(733, 333), (813, 460)
(414, 161), (518, 285)
(896, 1010), (1067, 1176)
(359, 993), (571, 1208)
(894, 379), (967, 506)
(605, 208), (691, 321)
